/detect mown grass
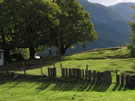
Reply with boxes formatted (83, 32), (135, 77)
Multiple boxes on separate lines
(15, 47), (134, 76)
(0, 78), (135, 101)
(0, 47), (135, 101)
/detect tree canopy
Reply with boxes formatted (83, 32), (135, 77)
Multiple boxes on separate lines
(0, 0), (97, 62)
(50, 0), (97, 56)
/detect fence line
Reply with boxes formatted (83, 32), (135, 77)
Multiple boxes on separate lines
(47, 66), (135, 89)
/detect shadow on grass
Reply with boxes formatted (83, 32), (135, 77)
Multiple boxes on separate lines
(36, 78), (112, 92)
(112, 83), (130, 91)
(0, 73), (131, 92)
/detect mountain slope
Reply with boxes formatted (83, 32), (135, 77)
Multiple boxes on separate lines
(110, 2), (135, 21)
(74, 0), (130, 52)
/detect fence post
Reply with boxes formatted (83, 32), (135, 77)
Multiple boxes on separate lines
(126, 75), (129, 87)
(60, 63), (63, 77)
(82, 69), (84, 80)
(23, 62), (26, 75)
(48, 68), (50, 77)
(62, 68), (65, 78)
(73, 68), (76, 78)
(96, 72), (100, 84)
(88, 70), (91, 82)
(69, 68), (72, 78)
(108, 71), (112, 84)
(40, 66), (43, 75)
(53, 67), (56, 77)
(85, 64), (88, 80)
(121, 74), (125, 86)
(66, 68), (68, 78)
(93, 70), (96, 83)
(79, 69), (82, 79)
(116, 75), (120, 85)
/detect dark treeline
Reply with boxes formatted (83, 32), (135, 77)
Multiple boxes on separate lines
(0, 0), (97, 62)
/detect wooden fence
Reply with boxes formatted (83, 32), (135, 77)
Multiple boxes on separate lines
(47, 67), (135, 89)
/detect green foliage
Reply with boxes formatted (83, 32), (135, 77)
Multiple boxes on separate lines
(50, 0), (97, 56)
(0, 0), (60, 60)
(129, 7), (135, 57)
(10, 48), (29, 60)
(127, 44), (135, 57)
(0, 0), (97, 60)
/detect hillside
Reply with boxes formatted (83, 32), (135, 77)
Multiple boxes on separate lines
(76, 0), (130, 51)
(110, 2), (135, 21)
(0, 46), (135, 101)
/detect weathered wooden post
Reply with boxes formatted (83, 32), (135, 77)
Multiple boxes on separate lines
(77, 69), (80, 79)
(69, 68), (72, 78)
(93, 70), (96, 83)
(116, 75), (120, 85)
(105, 71), (108, 84)
(50, 68), (52, 77)
(73, 68), (76, 78)
(88, 70), (91, 82)
(108, 71), (112, 84)
(79, 69), (82, 79)
(23, 62), (26, 75)
(41, 66), (43, 75)
(53, 67), (56, 77)
(60, 63), (63, 76)
(48, 68), (50, 77)
(82, 69), (84, 80)
(96, 72), (100, 84)
(103, 71), (106, 84)
(62, 68), (65, 78)
(100, 71), (103, 83)
(85, 64), (88, 80)
(121, 74), (125, 86)
(126, 75), (129, 87)
(66, 68), (68, 78)
(71, 68), (73, 77)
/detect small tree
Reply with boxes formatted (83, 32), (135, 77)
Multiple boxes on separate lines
(129, 6), (135, 57)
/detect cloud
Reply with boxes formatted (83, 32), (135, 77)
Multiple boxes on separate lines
(88, 0), (135, 6)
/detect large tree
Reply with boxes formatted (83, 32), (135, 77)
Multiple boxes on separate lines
(0, 0), (23, 62)
(51, 0), (97, 56)
(18, 0), (60, 59)
(129, 6), (135, 57)
(0, 0), (60, 60)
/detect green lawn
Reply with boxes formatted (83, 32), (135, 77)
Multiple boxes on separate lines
(0, 47), (135, 101)
(0, 78), (135, 101)
(15, 47), (134, 76)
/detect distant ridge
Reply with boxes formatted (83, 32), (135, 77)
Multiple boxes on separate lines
(67, 0), (130, 53)
(110, 2), (135, 21)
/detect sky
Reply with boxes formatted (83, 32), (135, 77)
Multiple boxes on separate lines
(88, 0), (135, 6)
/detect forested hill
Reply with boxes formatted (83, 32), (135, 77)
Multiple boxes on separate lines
(75, 0), (131, 52)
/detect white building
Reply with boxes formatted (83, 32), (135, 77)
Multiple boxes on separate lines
(0, 49), (4, 66)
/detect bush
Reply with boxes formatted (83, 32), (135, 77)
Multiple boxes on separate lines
(10, 48), (29, 61)
(127, 44), (135, 57)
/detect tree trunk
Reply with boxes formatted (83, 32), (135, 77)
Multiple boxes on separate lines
(60, 47), (66, 55)
(48, 49), (52, 56)
(29, 47), (36, 60)
(57, 47), (66, 56)
(4, 50), (10, 65)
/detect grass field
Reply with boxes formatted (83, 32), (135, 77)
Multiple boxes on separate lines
(0, 47), (135, 101)
(0, 78), (135, 101)
(14, 47), (135, 76)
